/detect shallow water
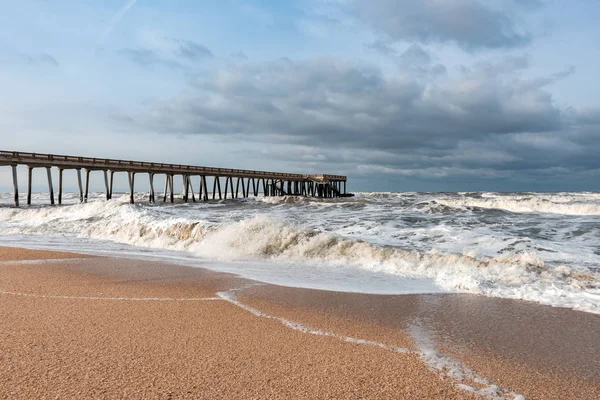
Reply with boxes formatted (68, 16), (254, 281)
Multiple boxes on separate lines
(1, 191), (599, 313)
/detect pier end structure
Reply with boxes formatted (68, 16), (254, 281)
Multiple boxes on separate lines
(0, 150), (349, 207)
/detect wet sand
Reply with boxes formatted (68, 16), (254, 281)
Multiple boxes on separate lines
(0, 246), (598, 399)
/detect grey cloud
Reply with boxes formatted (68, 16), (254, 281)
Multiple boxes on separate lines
(118, 48), (183, 70)
(120, 39), (213, 69)
(399, 44), (431, 66)
(353, 0), (536, 50)
(145, 57), (561, 148)
(21, 52), (59, 67)
(130, 55), (598, 186)
(365, 40), (397, 56)
(575, 108), (600, 126)
(397, 44), (446, 76)
(174, 39), (213, 60)
(38, 53), (59, 67)
(231, 51), (248, 61)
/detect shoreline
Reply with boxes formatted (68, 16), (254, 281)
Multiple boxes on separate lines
(0, 246), (598, 399)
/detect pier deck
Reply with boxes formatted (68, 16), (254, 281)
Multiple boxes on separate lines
(0, 150), (348, 206)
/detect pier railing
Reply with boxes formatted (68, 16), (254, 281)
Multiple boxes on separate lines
(1, 150), (348, 206)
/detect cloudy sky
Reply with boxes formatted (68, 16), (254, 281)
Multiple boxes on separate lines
(1, 0), (599, 192)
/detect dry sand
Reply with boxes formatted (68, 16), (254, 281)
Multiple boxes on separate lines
(0, 246), (598, 399)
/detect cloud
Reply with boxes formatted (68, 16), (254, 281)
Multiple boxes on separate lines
(175, 40), (213, 60)
(365, 40), (397, 56)
(118, 48), (183, 70)
(37, 53), (60, 67)
(352, 0), (537, 50)
(19, 53), (60, 67)
(119, 39), (213, 69)
(144, 56), (562, 149)
(230, 51), (248, 61)
(398, 44), (432, 66)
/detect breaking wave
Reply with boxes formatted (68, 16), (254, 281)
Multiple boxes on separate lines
(0, 195), (598, 313)
(436, 193), (600, 215)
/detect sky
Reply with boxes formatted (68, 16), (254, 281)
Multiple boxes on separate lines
(1, 0), (599, 192)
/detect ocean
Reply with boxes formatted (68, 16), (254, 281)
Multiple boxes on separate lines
(1, 191), (599, 314)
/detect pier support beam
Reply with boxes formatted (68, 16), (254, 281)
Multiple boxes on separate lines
(57, 168), (63, 205)
(46, 167), (54, 205)
(188, 177), (196, 202)
(103, 171), (110, 201)
(197, 176), (203, 201)
(235, 178), (242, 198)
(199, 176), (208, 201)
(11, 165), (19, 207)
(128, 172), (136, 204)
(169, 175), (174, 203)
(224, 177), (230, 200)
(108, 171), (115, 200)
(213, 176), (222, 200)
(148, 173), (155, 203)
(84, 169), (90, 203)
(27, 166), (33, 205)
(183, 175), (189, 203)
(76, 169), (83, 203)
(163, 175), (168, 202)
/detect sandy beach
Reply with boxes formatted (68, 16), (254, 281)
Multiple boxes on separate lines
(0, 246), (598, 399)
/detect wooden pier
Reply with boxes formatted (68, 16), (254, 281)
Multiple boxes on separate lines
(0, 151), (349, 207)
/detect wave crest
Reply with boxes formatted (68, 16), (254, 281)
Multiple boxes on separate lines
(436, 195), (600, 215)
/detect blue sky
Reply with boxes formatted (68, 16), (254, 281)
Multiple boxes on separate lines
(1, 0), (599, 192)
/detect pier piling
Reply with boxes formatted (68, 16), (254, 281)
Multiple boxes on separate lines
(84, 169), (90, 203)
(27, 166), (33, 205)
(200, 176), (208, 201)
(11, 165), (19, 207)
(163, 176), (168, 203)
(46, 167), (54, 205)
(103, 171), (110, 201)
(128, 172), (135, 204)
(148, 173), (155, 203)
(57, 168), (63, 205)
(76, 169), (83, 203)
(183, 175), (189, 203)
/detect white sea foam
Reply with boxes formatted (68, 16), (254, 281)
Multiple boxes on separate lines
(436, 193), (600, 215)
(0, 191), (599, 313)
(407, 323), (525, 400)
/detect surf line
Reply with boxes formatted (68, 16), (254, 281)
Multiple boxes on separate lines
(407, 322), (526, 400)
(0, 289), (222, 302)
(218, 285), (525, 400)
(0, 258), (91, 265)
